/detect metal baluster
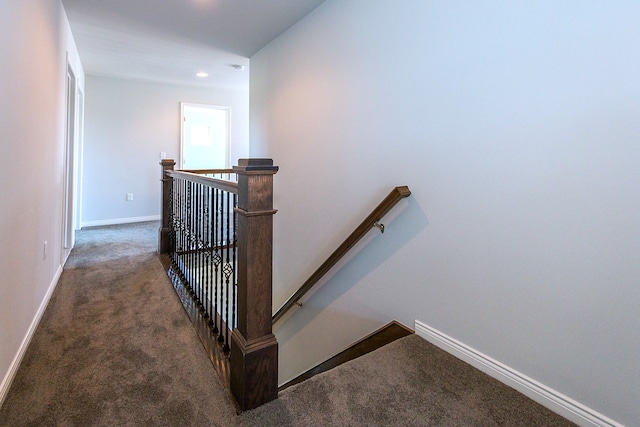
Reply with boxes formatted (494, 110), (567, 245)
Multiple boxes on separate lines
(218, 194), (228, 343)
(212, 188), (221, 335)
(222, 190), (232, 353)
(185, 179), (189, 286)
(209, 188), (217, 333)
(204, 186), (210, 315)
(232, 192), (238, 339)
(202, 185), (207, 314)
(191, 180), (196, 295)
(174, 178), (179, 267)
(179, 179), (185, 280)
(191, 181), (197, 298)
(203, 186), (210, 320)
(174, 178), (180, 271)
(168, 177), (175, 263)
(200, 183), (206, 311)
(179, 179), (187, 286)
(195, 182), (202, 310)
(209, 188), (216, 327)
(181, 179), (186, 287)
(189, 181), (194, 295)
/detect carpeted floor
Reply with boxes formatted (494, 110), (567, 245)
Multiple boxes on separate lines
(243, 334), (576, 426)
(0, 221), (576, 426)
(0, 222), (239, 426)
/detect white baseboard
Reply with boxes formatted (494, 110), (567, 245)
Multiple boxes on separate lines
(81, 215), (160, 228)
(414, 320), (623, 427)
(0, 265), (63, 407)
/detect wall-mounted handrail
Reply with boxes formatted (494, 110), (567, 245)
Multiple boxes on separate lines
(272, 185), (411, 324)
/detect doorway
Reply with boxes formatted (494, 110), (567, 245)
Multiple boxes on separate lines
(180, 103), (230, 170)
(62, 59), (83, 264)
(62, 62), (76, 262)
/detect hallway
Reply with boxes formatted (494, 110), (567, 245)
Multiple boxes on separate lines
(0, 222), (239, 426)
(0, 222), (577, 427)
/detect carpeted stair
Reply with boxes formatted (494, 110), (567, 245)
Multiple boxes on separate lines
(0, 222), (575, 426)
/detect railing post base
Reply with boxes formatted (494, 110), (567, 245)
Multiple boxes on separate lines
(230, 158), (279, 411)
(158, 159), (175, 254)
(230, 331), (278, 411)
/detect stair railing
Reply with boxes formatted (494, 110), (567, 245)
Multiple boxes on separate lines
(272, 186), (411, 324)
(159, 158), (279, 411)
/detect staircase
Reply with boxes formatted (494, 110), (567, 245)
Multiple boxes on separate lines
(279, 320), (413, 391)
(159, 158), (413, 412)
(241, 333), (576, 427)
(0, 221), (575, 427)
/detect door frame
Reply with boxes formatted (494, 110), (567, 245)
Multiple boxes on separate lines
(180, 102), (231, 170)
(62, 56), (83, 264)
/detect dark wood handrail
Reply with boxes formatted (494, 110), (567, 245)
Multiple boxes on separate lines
(160, 158), (279, 411)
(166, 169), (238, 194)
(272, 186), (411, 324)
(180, 168), (235, 175)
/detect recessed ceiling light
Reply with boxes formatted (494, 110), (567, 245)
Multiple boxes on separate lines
(196, 72), (209, 78)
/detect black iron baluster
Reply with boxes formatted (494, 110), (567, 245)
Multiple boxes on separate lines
(201, 184), (207, 314)
(212, 188), (221, 335)
(191, 181), (197, 299)
(195, 182), (202, 310)
(179, 178), (185, 280)
(168, 177), (175, 263)
(187, 180), (193, 294)
(182, 179), (188, 290)
(232, 192), (238, 339)
(209, 188), (216, 328)
(203, 186), (210, 321)
(222, 190), (232, 353)
(179, 178), (187, 286)
(218, 189), (226, 346)
(191, 180), (197, 296)
(174, 178), (181, 269)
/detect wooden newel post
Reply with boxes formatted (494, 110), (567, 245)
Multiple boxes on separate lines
(230, 158), (279, 411)
(158, 159), (176, 254)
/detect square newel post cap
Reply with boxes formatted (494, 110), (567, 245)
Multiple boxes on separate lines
(160, 159), (176, 168)
(233, 158), (279, 174)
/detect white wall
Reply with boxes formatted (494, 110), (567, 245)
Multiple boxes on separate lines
(251, 1), (640, 425)
(82, 75), (249, 226)
(0, 0), (84, 405)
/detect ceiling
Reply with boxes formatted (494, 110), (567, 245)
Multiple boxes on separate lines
(62, 0), (326, 90)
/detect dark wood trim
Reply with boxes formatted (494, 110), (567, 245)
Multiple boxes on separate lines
(160, 255), (231, 390)
(180, 168), (234, 175)
(272, 186), (411, 324)
(166, 170), (239, 194)
(175, 243), (234, 257)
(230, 159), (279, 412)
(159, 158), (280, 413)
(279, 320), (414, 391)
(158, 159), (176, 254)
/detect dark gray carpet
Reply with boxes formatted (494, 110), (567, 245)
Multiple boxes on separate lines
(243, 334), (576, 427)
(0, 221), (575, 426)
(0, 222), (239, 427)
